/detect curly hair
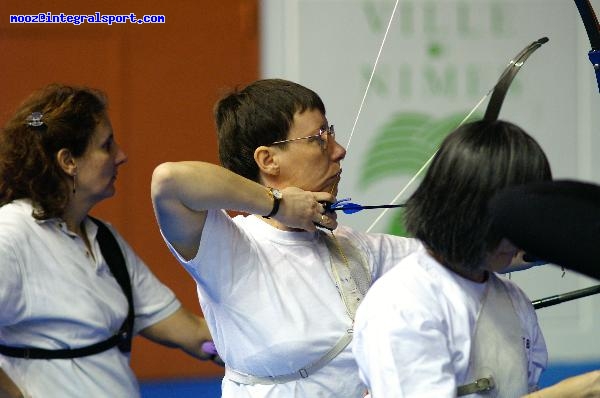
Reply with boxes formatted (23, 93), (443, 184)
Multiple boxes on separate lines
(0, 84), (107, 219)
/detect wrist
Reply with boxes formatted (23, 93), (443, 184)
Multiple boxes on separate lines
(263, 187), (282, 218)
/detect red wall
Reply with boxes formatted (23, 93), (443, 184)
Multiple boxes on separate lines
(0, 0), (259, 379)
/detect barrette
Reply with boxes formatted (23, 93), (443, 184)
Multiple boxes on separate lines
(26, 112), (44, 127)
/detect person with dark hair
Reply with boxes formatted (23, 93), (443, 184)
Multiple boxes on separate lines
(352, 120), (552, 397)
(489, 180), (600, 398)
(0, 84), (216, 398)
(151, 78), (421, 398)
(490, 179), (600, 278)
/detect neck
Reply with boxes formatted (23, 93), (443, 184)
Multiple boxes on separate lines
(451, 266), (488, 283)
(260, 215), (305, 232)
(61, 200), (93, 237)
(429, 250), (488, 283)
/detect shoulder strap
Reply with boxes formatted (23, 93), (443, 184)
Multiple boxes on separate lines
(90, 217), (134, 353)
(0, 217), (134, 359)
(224, 328), (354, 385)
(321, 231), (371, 320)
(224, 231), (370, 385)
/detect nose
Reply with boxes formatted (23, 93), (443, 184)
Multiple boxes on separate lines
(330, 138), (346, 161)
(115, 143), (128, 165)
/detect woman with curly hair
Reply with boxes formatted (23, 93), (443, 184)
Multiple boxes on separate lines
(0, 84), (215, 398)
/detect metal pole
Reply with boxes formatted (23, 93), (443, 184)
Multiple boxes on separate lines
(532, 285), (600, 310)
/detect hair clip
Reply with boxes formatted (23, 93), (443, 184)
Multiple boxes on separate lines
(26, 112), (44, 127)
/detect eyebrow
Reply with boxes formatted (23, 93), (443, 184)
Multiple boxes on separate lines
(101, 133), (114, 145)
(316, 120), (329, 131)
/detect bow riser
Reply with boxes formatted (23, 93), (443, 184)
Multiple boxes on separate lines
(589, 50), (600, 92)
(574, 0), (600, 92)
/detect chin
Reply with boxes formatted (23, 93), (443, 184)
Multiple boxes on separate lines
(102, 186), (116, 200)
(327, 181), (339, 196)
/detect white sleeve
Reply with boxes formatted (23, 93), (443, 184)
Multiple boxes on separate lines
(342, 227), (422, 280)
(180, 209), (257, 302)
(369, 234), (423, 281)
(371, 235), (422, 279)
(106, 224), (181, 334)
(0, 232), (26, 326)
(353, 274), (457, 398)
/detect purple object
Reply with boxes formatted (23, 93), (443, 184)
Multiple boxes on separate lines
(201, 341), (218, 355)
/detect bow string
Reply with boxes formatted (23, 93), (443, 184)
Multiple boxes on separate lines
(339, 2), (599, 308)
(359, 37), (549, 233)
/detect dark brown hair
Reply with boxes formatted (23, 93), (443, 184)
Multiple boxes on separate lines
(0, 84), (107, 218)
(214, 79), (326, 182)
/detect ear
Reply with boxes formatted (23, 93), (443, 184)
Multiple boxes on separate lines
(254, 145), (280, 177)
(56, 148), (77, 176)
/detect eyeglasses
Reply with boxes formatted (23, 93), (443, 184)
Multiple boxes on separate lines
(270, 125), (335, 150)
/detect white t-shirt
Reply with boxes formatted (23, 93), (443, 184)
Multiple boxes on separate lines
(0, 200), (181, 398)
(353, 246), (548, 398)
(164, 209), (421, 398)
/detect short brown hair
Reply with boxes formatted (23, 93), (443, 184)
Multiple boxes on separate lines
(214, 79), (326, 182)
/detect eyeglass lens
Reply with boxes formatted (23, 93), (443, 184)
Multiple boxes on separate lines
(320, 125), (334, 149)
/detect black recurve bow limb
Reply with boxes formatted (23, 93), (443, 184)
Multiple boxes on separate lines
(575, 0), (600, 93)
(531, 2), (600, 310)
(356, 38), (549, 230)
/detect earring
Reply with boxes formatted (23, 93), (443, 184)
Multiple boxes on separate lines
(72, 172), (77, 194)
